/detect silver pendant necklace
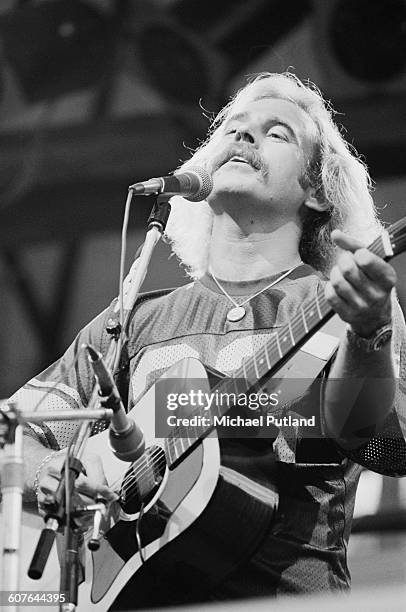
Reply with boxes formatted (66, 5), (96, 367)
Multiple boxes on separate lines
(210, 265), (300, 322)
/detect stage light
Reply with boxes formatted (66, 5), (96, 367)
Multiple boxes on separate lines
(137, 17), (215, 104)
(171, 0), (312, 75)
(330, 0), (406, 83)
(136, 0), (311, 105)
(0, 0), (112, 102)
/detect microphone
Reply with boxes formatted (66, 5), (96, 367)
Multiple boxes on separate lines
(85, 344), (145, 462)
(129, 166), (212, 202)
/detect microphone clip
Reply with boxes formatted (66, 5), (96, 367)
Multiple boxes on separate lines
(147, 196), (171, 233)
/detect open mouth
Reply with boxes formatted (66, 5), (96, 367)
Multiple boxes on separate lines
(225, 156), (253, 166)
(212, 148), (262, 173)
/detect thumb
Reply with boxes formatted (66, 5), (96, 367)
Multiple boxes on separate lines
(78, 453), (118, 502)
(331, 229), (366, 253)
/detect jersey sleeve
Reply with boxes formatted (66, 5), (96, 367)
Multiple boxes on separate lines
(9, 300), (119, 450)
(334, 295), (406, 476)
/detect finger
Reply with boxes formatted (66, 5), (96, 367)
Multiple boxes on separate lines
(83, 453), (106, 482)
(329, 265), (368, 310)
(76, 479), (118, 503)
(324, 281), (353, 322)
(331, 229), (366, 253)
(353, 249), (397, 289)
(336, 251), (367, 288)
(39, 474), (61, 496)
(337, 252), (383, 301)
(77, 454), (118, 502)
(47, 457), (66, 478)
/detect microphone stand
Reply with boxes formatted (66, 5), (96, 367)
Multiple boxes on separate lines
(116, 194), (171, 327)
(68, 193), (171, 485)
(25, 390), (115, 612)
(58, 193), (171, 611)
(0, 404), (112, 612)
(0, 403), (23, 612)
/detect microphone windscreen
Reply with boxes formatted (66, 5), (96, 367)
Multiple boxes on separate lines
(176, 167), (213, 202)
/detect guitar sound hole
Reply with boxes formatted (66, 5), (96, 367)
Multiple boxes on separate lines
(119, 445), (166, 514)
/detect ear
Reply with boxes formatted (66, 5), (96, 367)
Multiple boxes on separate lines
(304, 190), (329, 212)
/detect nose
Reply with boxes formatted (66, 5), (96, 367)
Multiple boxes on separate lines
(234, 125), (256, 145)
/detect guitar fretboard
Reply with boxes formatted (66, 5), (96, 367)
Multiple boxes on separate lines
(164, 232), (388, 467)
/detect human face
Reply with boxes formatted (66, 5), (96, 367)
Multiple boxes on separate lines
(209, 96), (317, 219)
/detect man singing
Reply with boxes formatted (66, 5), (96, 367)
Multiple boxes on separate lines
(13, 72), (406, 606)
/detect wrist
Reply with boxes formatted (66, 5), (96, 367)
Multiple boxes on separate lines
(33, 451), (58, 497)
(346, 322), (393, 352)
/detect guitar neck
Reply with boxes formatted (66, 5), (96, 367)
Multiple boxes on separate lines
(165, 230), (392, 467)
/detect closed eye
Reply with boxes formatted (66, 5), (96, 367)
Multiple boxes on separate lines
(267, 129), (288, 141)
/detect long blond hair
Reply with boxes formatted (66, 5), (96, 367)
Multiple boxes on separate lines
(165, 72), (382, 278)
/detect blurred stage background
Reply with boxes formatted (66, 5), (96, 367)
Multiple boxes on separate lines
(1, 0), (406, 604)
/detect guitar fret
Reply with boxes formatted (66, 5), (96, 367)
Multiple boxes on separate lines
(264, 343), (271, 369)
(288, 320), (295, 345)
(170, 438), (180, 462)
(315, 292), (322, 319)
(275, 333), (283, 358)
(181, 435), (189, 452)
(191, 421), (198, 441)
(165, 438), (172, 459)
(241, 360), (248, 379)
(253, 354), (260, 378)
(171, 442), (178, 465)
(301, 306), (309, 333)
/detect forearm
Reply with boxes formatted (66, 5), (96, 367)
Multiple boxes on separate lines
(323, 334), (396, 448)
(24, 435), (117, 512)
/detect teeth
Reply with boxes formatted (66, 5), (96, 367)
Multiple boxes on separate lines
(230, 156), (249, 163)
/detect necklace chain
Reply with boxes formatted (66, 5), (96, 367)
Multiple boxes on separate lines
(209, 265), (300, 322)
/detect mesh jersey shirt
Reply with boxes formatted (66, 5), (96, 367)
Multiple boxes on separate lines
(14, 263), (406, 599)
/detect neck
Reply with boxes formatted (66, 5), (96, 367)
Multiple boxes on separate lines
(208, 212), (302, 282)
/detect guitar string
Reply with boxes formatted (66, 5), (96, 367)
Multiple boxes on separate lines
(111, 234), (392, 499)
(108, 446), (165, 494)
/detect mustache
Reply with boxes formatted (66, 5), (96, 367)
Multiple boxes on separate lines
(210, 144), (267, 175)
